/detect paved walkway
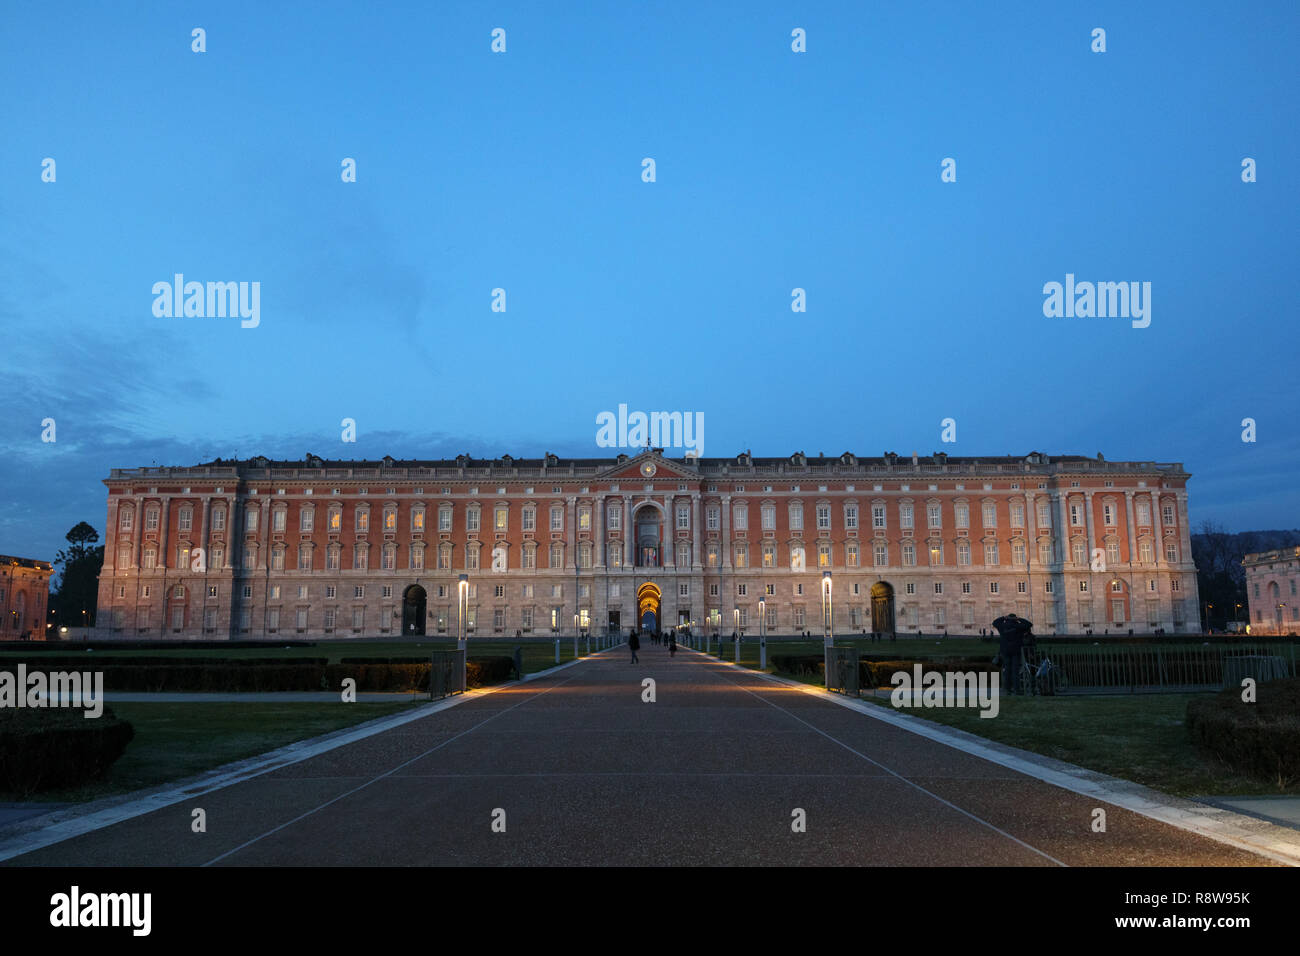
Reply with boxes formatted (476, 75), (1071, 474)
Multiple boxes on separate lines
(1, 646), (1284, 866)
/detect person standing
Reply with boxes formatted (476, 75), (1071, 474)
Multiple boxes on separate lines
(991, 613), (1033, 695)
(668, 632), (677, 658)
(629, 628), (640, 663)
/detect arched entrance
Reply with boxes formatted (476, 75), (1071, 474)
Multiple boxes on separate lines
(402, 584), (427, 636)
(870, 581), (895, 637)
(637, 581), (662, 631)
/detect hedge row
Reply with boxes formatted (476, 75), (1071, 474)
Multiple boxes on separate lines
(0, 707), (135, 795)
(0, 658), (518, 692)
(770, 654), (998, 686)
(0, 656), (328, 668)
(1186, 678), (1300, 785)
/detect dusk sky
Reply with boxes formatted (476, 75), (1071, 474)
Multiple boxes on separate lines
(1, 1), (1296, 566)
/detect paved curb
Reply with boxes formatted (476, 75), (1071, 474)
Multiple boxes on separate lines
(0, 652), (607, 863)
(688, 649), (1300, 866)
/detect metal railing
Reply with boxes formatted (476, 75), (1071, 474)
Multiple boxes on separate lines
(429, 649), (466, 699)
(1043, 642), (1296, 693)
(825, 646), (861, 696)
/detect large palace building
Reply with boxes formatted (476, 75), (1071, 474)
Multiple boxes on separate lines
(94, 449), (1200, 640)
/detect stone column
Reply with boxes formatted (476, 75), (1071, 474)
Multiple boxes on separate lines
(1056, 492), (1070, 565)
(566, 496), (576, 570)
(1151, 492), (1164, 569)
(623, 495), (633, 568)
(1083, 491), (1096, 567)
(663, 495), (674, 568)
(692, 494), (702, 569)
(1124, 491), (1136, 565)
(134, 496), (145, 568)
(158, 495), (173, 568)
(721, 495), (732, 569)
(1024, 492), (1037, 570)
(594, 495), (605, 569)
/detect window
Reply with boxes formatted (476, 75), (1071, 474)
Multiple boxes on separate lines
(737, 583), (748, 597)
(1103, 503), (1116, 526)
(354, 544), (369, 570)
(1110, 580), (1123, 593)
(678, 505), (690, 530)
(955, 503), (969, 528)
(1162, 503), (1175, 525)
(1072, 541), (1087, 565)
(120, 507), (135, 531)
(328, 507), (341, 531)
(989, 582), (999, 594)
(1012, 541), (1026, 565)
(608, 505), (621, 530)
(789, 503), (803, 530)
(1010, 502), (1024, 527)
(273, 509), (286, 532)
(146, 507), (160, 531)
(465, 545), (479, 570)
(1106, 541), (1120, 566)
(706, 506), (720, 530)
(352, 608), (364, 629)
(872, 505), (886, 529)
(816, 505), (830, 531)
(271, 548), (285, 571)
(297, 545), (312, 570)
(761, 503), (776, 530)
(929, 543), (943, 565)
(817, 543), (831, 567)
(1039, 541), (1052, 565)
(178, 506), (193, 532)
(356, 506), (369, 532)
(550, 506), (563, 531)
(384, 507), (397, 532)
(243, 545), (256, 568)
(957, 542), (971, 566)
(412, 506), (425, 532)
(706, 544), (719, 568)
(1044, 581), (1053, 594)
(1036, 501), (1051, 528)
(677, 542), (691, 566)
(734, 543), (748, 568)
(927, 503), (942, 528)
(1070, 503), (1083, 526)
(269, 585), (281, 600)
(411, 545), (424, 570)
(934, 582), (944, 595)
(326, 548), (340, 570)
(1079, 581), (1089, 593)
(901, 542), (916, 566)
(846, 542), (858, 567)
(300, 507), (314, 532)
(896, 503), (911, 529)
(1139, 540), (1153, 563)
(245, 509), (258, 531)
(495, 504), (509, 532)
(984, 543), (999, 566)
(549, 543), (563, 568)
(735, 504), (749, 530)
(1165, 542), (1178, 562)
(873, 543), (888, 567)
(982, 503), (996, 527)
(1137, 501), (1151, 525)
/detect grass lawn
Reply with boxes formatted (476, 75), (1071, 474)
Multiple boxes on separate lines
(861, 692), (1294, 799)
(0, 701), (417, 803)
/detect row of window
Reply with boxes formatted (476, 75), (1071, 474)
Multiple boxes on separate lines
(118, 495), (1183, 536)
(116, 537), (1183, 573)
(1252, 580), (1299, 597)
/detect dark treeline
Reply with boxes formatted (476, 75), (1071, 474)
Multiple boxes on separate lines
(1192, 523), (1300, 629)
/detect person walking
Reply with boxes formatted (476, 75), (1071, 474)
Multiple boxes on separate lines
(629, 628), (640, 664)
(668, 632), (677, 658)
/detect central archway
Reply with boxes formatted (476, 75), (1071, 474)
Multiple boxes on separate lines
(402, 584), (427, 636)
(637, 581), (662, 631)
(870, 581), (895, 637)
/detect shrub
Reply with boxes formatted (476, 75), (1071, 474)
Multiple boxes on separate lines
(1186, 678), (1300, 786)
(0, 706), (135, 795)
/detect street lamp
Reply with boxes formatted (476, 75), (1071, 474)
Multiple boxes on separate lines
(1279, 603), (1288, 636)
(733, 605), (740, 662)
(457, 574), (468, 650)
(759, 595), (767, 670)
(822, 571), (833, 648)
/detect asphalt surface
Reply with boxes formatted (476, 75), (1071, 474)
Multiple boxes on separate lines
(3, 645), (1275, 866)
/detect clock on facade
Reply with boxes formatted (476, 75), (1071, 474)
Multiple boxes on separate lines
(640, 461), (657, 478)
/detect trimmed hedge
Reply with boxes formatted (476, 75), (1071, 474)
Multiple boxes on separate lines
(0, 657), (521, 693)
(1186, 677), (1300, 786)
(770, 654), (998, 687)
(0, 706), (135, 795)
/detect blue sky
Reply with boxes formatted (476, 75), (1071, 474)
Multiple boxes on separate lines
(1, 0), (1296, 563)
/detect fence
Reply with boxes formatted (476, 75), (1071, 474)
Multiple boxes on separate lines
(1042, 642), (1296, 693)
(429, 649), (466, 700)
(825, 646), (861, 696)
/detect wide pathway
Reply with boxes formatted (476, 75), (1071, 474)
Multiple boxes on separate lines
(3, 645), (1274, 866)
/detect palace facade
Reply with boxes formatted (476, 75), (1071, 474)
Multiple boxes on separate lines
(1243, 546), (1300, 635)
(1, 554), (53, 641)
(94, 449), (1200, 640)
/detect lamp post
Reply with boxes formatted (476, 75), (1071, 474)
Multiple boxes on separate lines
(457, 574), (468, 651)
(733, 605), (740, 662)
(759, 595), (767, 670)
(822, 571), (833, 648)
(1279, 603), (1288, 637)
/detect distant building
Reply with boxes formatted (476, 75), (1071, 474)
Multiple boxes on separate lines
(0, 555), (53, 641)
(1243, 547), (1300, 635)
(94, 449), (1200, 640)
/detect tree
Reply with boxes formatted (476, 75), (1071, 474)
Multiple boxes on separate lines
(52, 522), (103, 628)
